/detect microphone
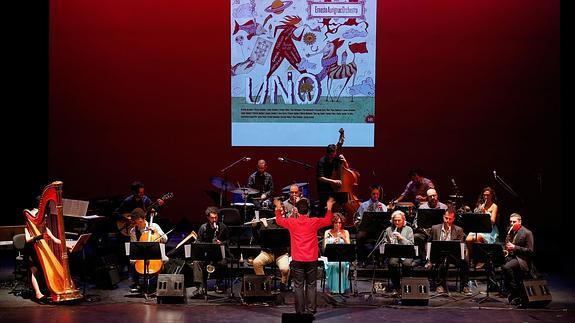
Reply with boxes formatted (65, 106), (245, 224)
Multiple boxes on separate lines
(278, 157), (286, 162)
(451, 178), (458, 189)
(493, 170), (497, 179)
(244, 157), (251, 161)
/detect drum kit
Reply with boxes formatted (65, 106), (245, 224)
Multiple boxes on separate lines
(209, 177), (309, 223)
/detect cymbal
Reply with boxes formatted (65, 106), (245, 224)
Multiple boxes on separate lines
(209, 177), (236, 190)
(231, 187), (259, 195)
(448, 194), (464, 199)
(281, 182), (309, 192)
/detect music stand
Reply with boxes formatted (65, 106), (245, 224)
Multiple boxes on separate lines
(358, 212), (390, 236)
(129, 242), (162, 298)
(258, 228), (290, 249)
(416, 209), (445, 229)
(471, 243), (505, 304)
(67, 233), (92, 300)
(379, 244), (417, 298)
(258, 228), (290, 290)
(380, 244), (417, 259)
(462, 213), (492, 240)
(191, 242), (225, 299)
(324, 244), (355, 296)
(166, 231), (196, 259)
(220, 208), (243, 266)
(428, 240), (464, 299)
(358, 212), (389, 282)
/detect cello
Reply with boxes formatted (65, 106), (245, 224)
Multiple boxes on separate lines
(332, 128), (361, 226)
(134, 192), (173, 275)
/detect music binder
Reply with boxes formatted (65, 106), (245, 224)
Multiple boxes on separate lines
(66, 233), (92, 254)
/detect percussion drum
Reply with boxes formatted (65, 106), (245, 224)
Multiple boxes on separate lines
(231, 202), (256, 222)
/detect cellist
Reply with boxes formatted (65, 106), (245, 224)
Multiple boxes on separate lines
(128, 208), (167, 293)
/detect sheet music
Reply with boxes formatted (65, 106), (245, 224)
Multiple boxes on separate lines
(62, 198), (89, 217)
(66, 233), (91, 253)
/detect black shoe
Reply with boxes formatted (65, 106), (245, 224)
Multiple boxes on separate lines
(509, 297), (522, 306)
(130, 285), (141, 293)
(32, 295), (49, 304)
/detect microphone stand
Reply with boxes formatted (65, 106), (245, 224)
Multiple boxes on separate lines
(280, 157), (313, 170)
(367, 228), (387, 299)
(493, 172), (520, 198)
(219, 157), (249, 207)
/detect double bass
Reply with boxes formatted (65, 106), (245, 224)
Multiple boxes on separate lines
(332, 128), (361, 226)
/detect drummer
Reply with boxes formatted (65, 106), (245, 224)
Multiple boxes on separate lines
(391, 168), (435, 207)
(247, 159), (274, 209)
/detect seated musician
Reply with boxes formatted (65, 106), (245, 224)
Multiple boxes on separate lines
(251, 204), (295, 291)
(502, 213), (534, 306)
(115, 181), (165, 219)
(383, 210), (414, 295)
(466, 187), (499, 244)
(115, 181), (165, 273)
(282, 184), (301, 217)
(354, 185), (387, 266)
(192, 207), (230, 295)
(247, 159), (274, 209)
(465, 187), (499, 272)
(128, 208), (167, 293)
(414, 189), (448, 265)
(428, 207), (471, 295)
(24, 221), (63, 303)
(391, 169), (435, 206)
(323, 213), (351, 294)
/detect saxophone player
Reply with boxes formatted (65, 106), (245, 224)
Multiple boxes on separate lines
(192, 207), (230, 295)
(502, 213), (534, 306)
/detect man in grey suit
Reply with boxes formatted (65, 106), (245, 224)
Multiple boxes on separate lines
(502, 213), (534, 305)
(428, 207), (471, 295)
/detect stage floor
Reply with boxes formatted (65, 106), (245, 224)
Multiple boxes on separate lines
(1, 269), (574, 323)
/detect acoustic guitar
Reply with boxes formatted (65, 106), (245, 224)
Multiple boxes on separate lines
(116, 192), (173, 236)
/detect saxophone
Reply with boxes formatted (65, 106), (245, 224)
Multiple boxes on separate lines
(503, 225), (514, 257)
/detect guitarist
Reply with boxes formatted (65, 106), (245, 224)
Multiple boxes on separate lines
(115, 181), (165, 216)
(316, 144), (350, 212)
(114, 181), (166, 280)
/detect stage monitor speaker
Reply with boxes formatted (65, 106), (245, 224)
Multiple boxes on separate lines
(522, 279), (552, 307)
(401, 277), (429, 305)
(94, 265), (120, 289)
(282, 313), (314, 323)
(157, 274), (186, 304)
(242, 274), (274, 300)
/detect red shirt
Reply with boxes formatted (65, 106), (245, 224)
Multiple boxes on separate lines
(275, 209), (333, 262)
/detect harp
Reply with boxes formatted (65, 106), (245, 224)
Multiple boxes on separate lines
(23, 181), (82, 302)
